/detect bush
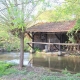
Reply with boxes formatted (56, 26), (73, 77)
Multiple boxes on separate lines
(0, 61), (16, 77)
(34, 47), (41, 53)
(62, 68), (69, 74)
(0, 35), (31, 52)
(0, 30), (31, 52)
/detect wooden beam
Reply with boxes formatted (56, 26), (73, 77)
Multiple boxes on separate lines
(48, 37), (51, 51)
(26, 32), (32, 39)
(26, 42), (80, 45)
(53, 44), (59, 50)
(32, 32), (34, 49)
(55, 33), (60, 40)
(27, 43), (33, 49)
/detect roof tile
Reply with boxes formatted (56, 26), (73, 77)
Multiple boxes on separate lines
(26, 21), (76, 32)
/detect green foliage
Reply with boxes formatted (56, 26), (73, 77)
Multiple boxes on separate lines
(67, 19), (80, 43)
(62, 0), (80, 42)
(40, 75), (80, 80)
(0, 63), (80, 80)
(73, 19), (80, 32)
(0, 61), (16, 77)
(37, 3), (75, 22)
(65, 0), (80, 18)
(74, 73), (80, 77)
(0, 33), (20, 52)
(0, 0), (47, 33)
(0, 30), (31, 52)
(62, 68), (69, 74)
(0, 25), (31, 51)
(62, 68), (72, 76)
(24, 38), (31, 52)
(2, 37), (30, 52)
(34, 47), (41, 53)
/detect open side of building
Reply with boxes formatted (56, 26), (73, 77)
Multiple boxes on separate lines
(26, 20), (80, 54)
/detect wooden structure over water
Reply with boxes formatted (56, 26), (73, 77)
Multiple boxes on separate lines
(26, 20), (80, 54)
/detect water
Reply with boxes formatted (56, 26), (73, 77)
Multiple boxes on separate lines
(31, 53), (80, 73)
(0, 52), (30, 65)
(0, 52), (80, 73)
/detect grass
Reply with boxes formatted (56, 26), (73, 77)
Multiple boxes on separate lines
(0, 61), (80, 80)
(0, 61), (17, 77)
(40, 76), (80, 80)
(21, 73), (80, 80)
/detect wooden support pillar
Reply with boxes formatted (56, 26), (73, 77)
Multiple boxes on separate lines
(27, 43), (34, 53)
(27, 43), (33, 49)
(58, 33), (62, 56)
(26, 32), (32, 39)
(55, 33), (60, 40)
(48, 37), (50, 52)
(58, 43), (62, 56)
(31, 32), (35, 53)
(27, 32), (33, 53)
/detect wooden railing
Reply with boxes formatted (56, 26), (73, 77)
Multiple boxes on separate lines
(27, 42), (80, 53)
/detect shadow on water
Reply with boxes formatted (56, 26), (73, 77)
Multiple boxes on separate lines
(0, 52), (80, 73)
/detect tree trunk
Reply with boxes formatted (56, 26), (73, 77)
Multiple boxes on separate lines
(19, 32), (24, 69)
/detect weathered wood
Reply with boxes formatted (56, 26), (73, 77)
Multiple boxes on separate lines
(55, 33), (60, 40)
(27, 42), (80, 45)
(32, 32), (34, 49)
(27, 32), (32, 39)
(48, 37), (51, 51)
(54, 44), (59, 50)
(27, 43), (33, 49)
(27, 42), (80, 53)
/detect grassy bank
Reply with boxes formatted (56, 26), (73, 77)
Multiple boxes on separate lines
(0, 61), (16, 77)
(0, 62), (80, 80)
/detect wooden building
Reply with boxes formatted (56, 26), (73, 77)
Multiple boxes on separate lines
(26, 21), (80, 53)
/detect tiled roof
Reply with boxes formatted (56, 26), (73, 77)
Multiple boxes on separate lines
(26, 21), (76, 33)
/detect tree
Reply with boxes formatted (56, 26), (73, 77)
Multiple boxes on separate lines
(0, 0), (47, 69)
(36, 1), (75, 22)
(36, 9), (74, 22)
(63, 0), (80, 42)
(37, 0), (80, 42)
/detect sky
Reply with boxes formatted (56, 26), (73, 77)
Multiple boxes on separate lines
(0, 0), (64, 21)
(0, 0), (65, 11)
(0, 0), (65, 21)
(59, 0), (65, 2)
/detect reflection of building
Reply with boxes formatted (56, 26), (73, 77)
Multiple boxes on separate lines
(26, 21), (80, 53)
(32, 56), (80, 73)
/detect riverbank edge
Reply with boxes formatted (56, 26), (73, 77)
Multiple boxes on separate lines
(0, 64), (80, 80)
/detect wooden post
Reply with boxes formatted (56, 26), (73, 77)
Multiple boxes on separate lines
(48, 37), (50, 52)
(58, 43), (62, 56)
(31, 32), (34, 53)
(58, 33), (62, 56)
(32, 32), (34, 49)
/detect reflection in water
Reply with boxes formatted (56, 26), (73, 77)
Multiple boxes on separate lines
(31, 53), (80, 73)
(1, 52), (80, 73)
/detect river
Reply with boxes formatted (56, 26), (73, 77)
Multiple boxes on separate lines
(0, 52), (80, 73)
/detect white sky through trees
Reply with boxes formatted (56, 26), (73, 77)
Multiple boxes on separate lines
(0, 0), (65, 22)
(0, 0), (64, 11)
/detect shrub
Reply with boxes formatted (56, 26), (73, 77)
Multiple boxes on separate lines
(0, 61), (16, 77)
(34, 47), (41, 53)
